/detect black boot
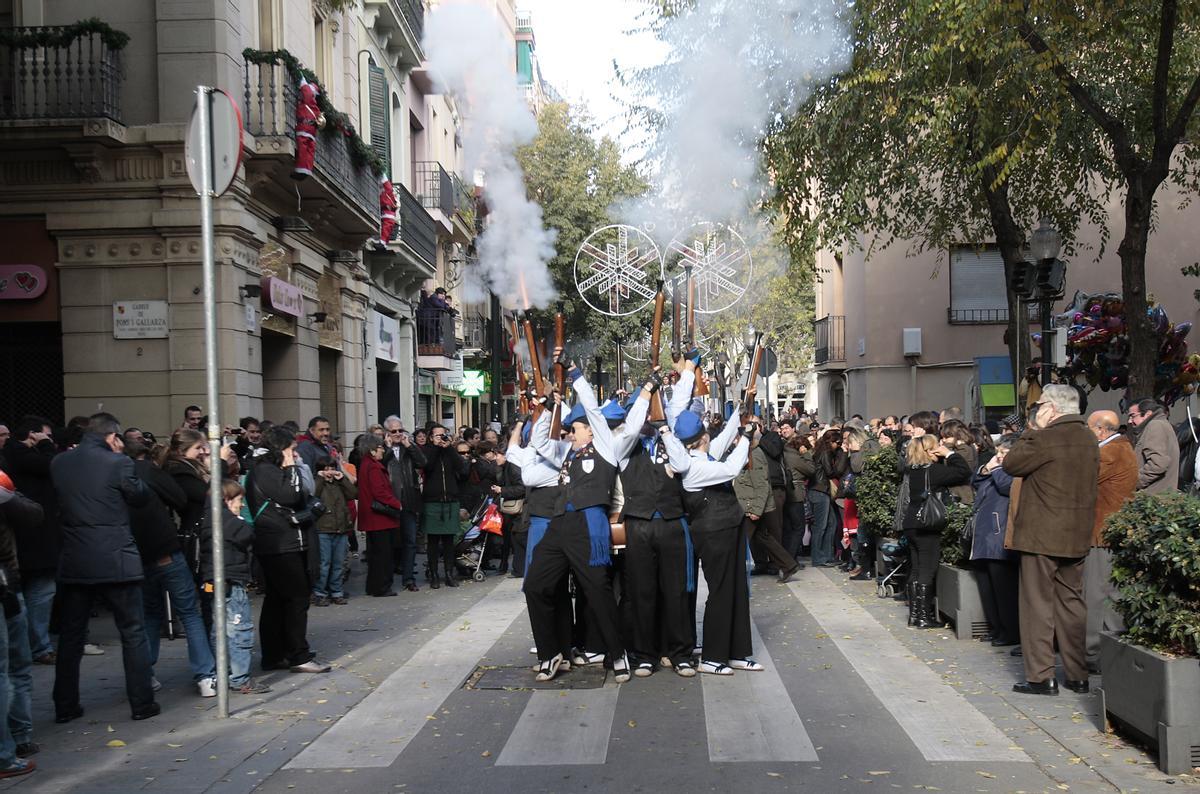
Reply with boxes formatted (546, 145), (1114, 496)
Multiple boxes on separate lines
(428, 557), (441, 590)
(906, 582), (919, 626)
(915, 583), (943, 629)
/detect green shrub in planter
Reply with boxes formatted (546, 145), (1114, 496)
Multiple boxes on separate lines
(1102, 491), (1200, 658)
(855, 443), (900, 536)
(939, 502), (972, 567)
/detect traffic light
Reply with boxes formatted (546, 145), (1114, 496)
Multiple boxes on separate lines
(1010, 261), (1035, 298)
(1034, 258), (1066, 298)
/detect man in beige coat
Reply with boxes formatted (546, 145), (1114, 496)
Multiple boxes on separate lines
(1002, 385), (1099, 696)
(1128, 398), (1180, 493)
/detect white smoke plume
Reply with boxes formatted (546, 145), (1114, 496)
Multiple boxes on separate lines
(423, 2), (558, 309)
(619, 0), (852, 239)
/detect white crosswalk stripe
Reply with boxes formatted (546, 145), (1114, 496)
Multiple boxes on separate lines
(496, 683), (621, 766)
(787, 568), (1030, 763)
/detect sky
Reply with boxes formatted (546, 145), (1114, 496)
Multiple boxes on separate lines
(516, 0), (665, 158)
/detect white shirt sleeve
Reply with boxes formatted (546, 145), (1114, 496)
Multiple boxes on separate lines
(667, 369), (695, 425)
(611, 391), (652, 461)
(708, 415), (742, 460)
(573, 371), (620, 467)
(532, 406), (570, 467)
(681, 437), (750, 490)
(661, 431), (693, 473)
(506, 445), (532, 468)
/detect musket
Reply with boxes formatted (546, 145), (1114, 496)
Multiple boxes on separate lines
(511, 316), (529, 414)
(648, 280), (666, 422)
(522, 315), (546, 421)
(550, 305), (566, 437)
(614, 337), (624, 395)
(670, 275), (682, 362)
(685, 265), (710, 397)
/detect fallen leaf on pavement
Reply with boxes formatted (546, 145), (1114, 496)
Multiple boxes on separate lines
(107, 739), (126, 748)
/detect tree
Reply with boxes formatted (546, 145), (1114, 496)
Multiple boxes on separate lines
(516, 102), (650, 375)
(763, 0), (1113, 396)
(1013, 0), (1200, 398)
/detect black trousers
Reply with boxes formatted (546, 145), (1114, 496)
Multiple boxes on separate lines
(905, 529), (940, 587)
(692, 523), (752, 665)
(364, 530), (396, 595)
(511, 529), (529, 577)
(744, 502), (798, 575)
(524, 512), (623, 663)
(258, 552), (314, 667)
(623, 517), (693, 665)
(976, 558), (1020, 641)
(54, 582), (154, 714)
(427, 535), (457, 580)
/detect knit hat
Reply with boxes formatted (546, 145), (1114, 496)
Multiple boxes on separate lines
(674, 411), (706, 446)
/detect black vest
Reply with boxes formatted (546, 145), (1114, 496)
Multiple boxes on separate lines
(526, 484), (559, 519)
(553, 443), (616, 515)
(621, 443), (685, 520)
(681, 479), (744, 532)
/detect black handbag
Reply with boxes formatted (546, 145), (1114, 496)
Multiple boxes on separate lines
(914, 468), (949, 530)
(289, 496), (328, 526)
(371, 499), (403, 519)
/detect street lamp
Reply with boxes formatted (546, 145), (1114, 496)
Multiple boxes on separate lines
(743, 324), (758, 352)
(1027, 218), (1065, 387)
(1029, 217), (1062, 262)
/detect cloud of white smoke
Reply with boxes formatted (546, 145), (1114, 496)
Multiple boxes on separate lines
(423, 2), (558, 309)
(618, 0), (852, 241)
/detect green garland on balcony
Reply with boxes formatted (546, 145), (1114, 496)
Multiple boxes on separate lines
(242, 47), (387, 177)
(0, 18), (131, 51)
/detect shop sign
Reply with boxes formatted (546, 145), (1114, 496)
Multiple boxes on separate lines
(375, 312), (400, 363)
(113, 300), (169, 339)
(0, 265), (48, 300)
(262, 276), (302, 318)
(441, 355), (464, 388)
(244, 303), (257, 333)
(458, 370), (488, 397)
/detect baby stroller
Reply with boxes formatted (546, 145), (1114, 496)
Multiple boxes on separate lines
(454, 498), (505, 583)
(875, 535), (909, 598)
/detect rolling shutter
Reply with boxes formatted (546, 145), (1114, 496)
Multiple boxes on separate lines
(950, 245), (1006, 311)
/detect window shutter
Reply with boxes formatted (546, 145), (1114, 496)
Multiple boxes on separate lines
(950, 246), (1006, 311)
(368, 61), (390, 173)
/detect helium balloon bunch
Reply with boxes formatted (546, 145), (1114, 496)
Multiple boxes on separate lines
(1047, 291), (1194, 404)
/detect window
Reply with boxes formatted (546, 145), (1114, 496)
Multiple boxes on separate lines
(366, 58), (390, 173)
(949, 245), (1008, 324)
(313, 14), (333, 87)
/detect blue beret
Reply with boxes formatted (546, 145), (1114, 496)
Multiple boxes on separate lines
(674, 411), (705, 445)
(564, 403), (588, 427)
(601, 400), (626, 428)
(520, 420), (532, 445)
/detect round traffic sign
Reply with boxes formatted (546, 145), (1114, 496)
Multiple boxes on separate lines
(758, 348), (779, 378)
(186, 88), (244, 197)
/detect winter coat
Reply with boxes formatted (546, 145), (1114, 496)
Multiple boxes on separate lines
(757, 431), (788, 492)
(463, 457), (499, 514)
(421, 444), (470, 503)
(1134, 412), (1180, 494)
(810, 447), (849, 495)
(246, 458), (309, 556)
(0, 492), (43, 588)
(50, 433), (149, 584)
(199, 505), (255, 585)
(3, 438), (62, 576)
(357, 455), (403, 532)
(946, 443), (977, 506)
(386, 442), (427, 514)
(1093, 435), (1138, 546)
(314, 474), (357, 533)
(497, 460), (526, 502)
(128, 459), (186, 564)
(970, 465), (1015, 561)
(901, 453), (971, 531)
(164, 458), (211, 540)
(782, 446), (816, 503)
(1001, 414), (1099, 558)
(734, 447), (774, 517)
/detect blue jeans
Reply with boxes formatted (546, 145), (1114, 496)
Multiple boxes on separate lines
(141, 552), (216, 682)
(808, 491), (836, 565)
(396, 511), (419, 586)
(212, 584), (256, 687)
(4, 595), (31, 752)
(21, 575), (54, 659)
(314, 534), (349, 598)
(0, 594), (11, 767)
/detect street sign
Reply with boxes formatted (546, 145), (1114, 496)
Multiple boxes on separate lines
(758, 347), (778, 378)
(185, 89), (244, 197)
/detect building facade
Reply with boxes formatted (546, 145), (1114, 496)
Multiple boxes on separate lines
(0, 0), (511, 440)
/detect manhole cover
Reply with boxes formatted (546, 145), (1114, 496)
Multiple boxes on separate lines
(464, 664), (609, 691)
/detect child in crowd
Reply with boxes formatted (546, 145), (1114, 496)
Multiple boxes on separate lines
(200, 481), (271, 695)
(313, 456), (357, 606)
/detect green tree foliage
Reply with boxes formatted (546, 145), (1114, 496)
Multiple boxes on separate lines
(1104, 492), (1200, 657)
(516, 103), (650, 369)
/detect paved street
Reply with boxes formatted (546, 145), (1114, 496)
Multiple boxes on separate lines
(2, 560), (1185, 793)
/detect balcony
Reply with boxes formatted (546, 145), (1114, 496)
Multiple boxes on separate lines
(452, 173), (478, 237)
(396, 180), (437, 268)
(414, 160), (454, 220)
(460, 313), (487, 353)
(241, 60), (378, 236)
(814, 315), (845, 366)
(363, 0), (423, 68)
(947, 305), (1043, 325)
(417, 306), (458, 370)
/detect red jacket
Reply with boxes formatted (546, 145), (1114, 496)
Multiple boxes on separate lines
(357, 455), (402, 532)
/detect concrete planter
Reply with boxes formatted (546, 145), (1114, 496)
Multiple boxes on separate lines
(1098, 631), (1200, 775)
(935, 563), (991, 640)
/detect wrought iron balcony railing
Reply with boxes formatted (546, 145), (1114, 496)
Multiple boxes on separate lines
(395, 0), (424, 42)
(814, 314), (845, 365)
(0, 27), (123, 122)
(947, 305), (1043, 325)
(417, 306), (457, 357)
(414, 160), (454, 218)
(241, 60), (378, 224)
(396, 180), (437, 267)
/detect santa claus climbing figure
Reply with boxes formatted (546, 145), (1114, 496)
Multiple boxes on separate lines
(293, 76), (322, 179)
(378, 173), (398, 248)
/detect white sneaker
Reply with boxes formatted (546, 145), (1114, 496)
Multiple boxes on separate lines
(729, 658), (765, 672)
(151, 676), (162, 692)
(83, 643), (105, 656)
(197, 677), (217, 698)
(571, 651), (605, 666)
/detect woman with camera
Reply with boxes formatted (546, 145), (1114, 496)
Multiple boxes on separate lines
(356, 435), (404, 597)
(247, 426), (330, 674)
(901, 434), (971, 629)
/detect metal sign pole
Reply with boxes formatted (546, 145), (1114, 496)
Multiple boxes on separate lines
(196, 85), (230, 718)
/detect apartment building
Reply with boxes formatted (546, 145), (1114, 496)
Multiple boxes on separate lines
(812, 190), (1200, 421)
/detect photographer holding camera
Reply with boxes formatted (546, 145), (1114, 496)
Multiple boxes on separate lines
(420, 425), (470, 589)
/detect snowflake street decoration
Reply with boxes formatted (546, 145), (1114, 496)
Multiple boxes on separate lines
(574, 224), (663, 317)
(664, 222), (752, 314)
